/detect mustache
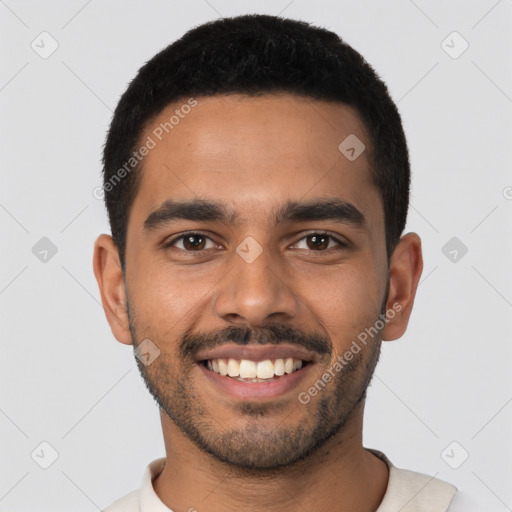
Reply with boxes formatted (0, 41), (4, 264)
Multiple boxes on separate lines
(180, 323), (332, 360)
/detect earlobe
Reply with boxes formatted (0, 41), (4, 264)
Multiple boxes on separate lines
(381, 232), (423, 342)
(93, 234), (133, 345)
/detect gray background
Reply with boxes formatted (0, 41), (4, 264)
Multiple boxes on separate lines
(1, 0), (511, 510)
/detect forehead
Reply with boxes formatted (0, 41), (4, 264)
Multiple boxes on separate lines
(131, 93), (380, 226)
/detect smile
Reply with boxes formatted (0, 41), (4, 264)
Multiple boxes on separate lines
(195, 344), (317, 400)
(203, 357), (306, 382)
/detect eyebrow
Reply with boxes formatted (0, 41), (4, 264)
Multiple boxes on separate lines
(143, 198), (366, 232)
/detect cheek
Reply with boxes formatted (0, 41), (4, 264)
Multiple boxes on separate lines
(303, 263), (384, 346)
(130, 263), (210, 337)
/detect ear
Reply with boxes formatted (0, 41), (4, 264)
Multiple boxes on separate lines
(93, 234), (132, 345)
(381, 232), (423, 341)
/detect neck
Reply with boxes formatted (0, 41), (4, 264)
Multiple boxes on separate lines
(153, 401), (389, 512)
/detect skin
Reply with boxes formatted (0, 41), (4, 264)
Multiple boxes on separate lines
(93, 93), (423, 512)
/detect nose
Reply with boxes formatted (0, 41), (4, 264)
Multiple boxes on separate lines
(213, 239), (300, 327)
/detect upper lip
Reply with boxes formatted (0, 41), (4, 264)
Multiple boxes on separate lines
(195, 343), (320, 363)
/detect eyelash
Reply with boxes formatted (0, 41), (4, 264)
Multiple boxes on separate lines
(163, 230), (347, 254)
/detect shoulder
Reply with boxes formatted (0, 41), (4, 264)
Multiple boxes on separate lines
(392, 465), (457, 496)
(368, 449), (457, 512)
(101, 457), (167, 512)
(102, 490), (140, 512)
(382, 466), (457, 511)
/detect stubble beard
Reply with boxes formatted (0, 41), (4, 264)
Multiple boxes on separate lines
(129, 318), (383, 472)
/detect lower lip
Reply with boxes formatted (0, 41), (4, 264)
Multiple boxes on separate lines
(197, 362), (313, 401)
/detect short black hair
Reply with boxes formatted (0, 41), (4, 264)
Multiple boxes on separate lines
(102, 14), (410, 268)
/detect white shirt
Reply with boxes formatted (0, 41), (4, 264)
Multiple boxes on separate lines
(103, 449), (460, 512)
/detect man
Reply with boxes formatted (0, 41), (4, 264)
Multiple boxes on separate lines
(94, 14), (463, 511)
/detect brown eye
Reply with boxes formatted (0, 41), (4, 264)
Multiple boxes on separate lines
(306, 234), (330, 250)
(294, 232), (345, 251)
(182, 234), (207, 250)
(165, 232), (216, 251)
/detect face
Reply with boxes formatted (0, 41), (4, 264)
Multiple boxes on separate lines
(94, 93), (422, 470)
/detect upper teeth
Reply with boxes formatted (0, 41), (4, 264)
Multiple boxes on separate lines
(206, 358), (303, 379)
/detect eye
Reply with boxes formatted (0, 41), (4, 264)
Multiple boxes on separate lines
(293, 232), (346, 251)
(164, 231), (218, 251)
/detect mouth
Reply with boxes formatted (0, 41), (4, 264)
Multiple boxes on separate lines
(202, 357), (308, 383)
(195, 344), (318, 401)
